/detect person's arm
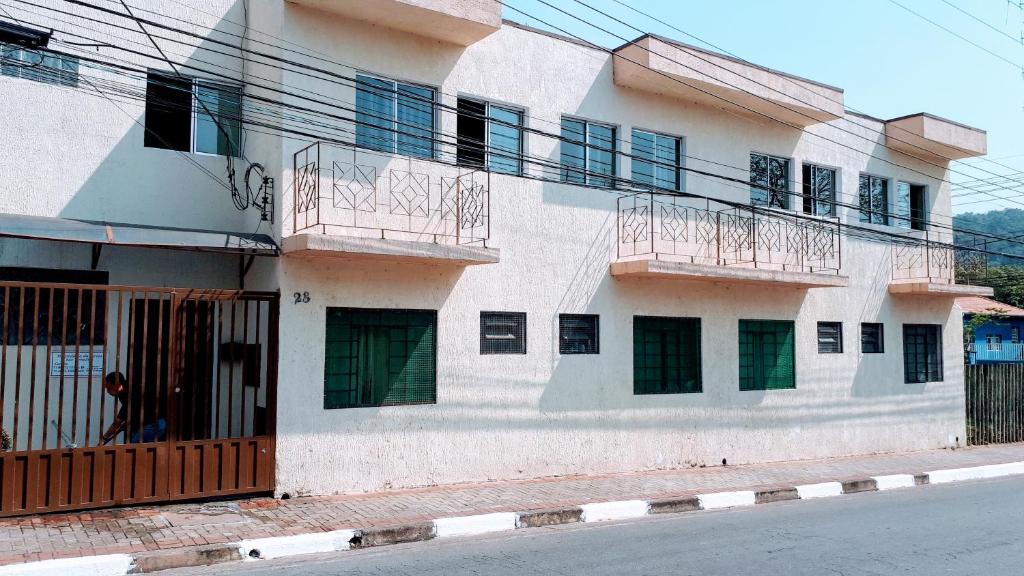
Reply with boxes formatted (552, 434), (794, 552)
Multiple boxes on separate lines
(100, 417), (125, 445)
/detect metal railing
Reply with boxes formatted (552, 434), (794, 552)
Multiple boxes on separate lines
(966, 342), (1024, 364)
(292, 142), (490, 246)
(616, 193), (842, 275)
(892, 232), (988, 285)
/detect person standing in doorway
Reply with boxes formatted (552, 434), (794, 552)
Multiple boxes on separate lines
(100, 371), (166, 444)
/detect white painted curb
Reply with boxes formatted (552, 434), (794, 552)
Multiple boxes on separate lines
(795, 482), (844, 499)
(434, 512), (517, 538)
(872, 474), (916, 490)
(580, 500), (649, 522)
(238, 529), (355, 561)
(0, 554), (134, 576)
(698, 491), (756, 510)
(927, 461), (1024, 484)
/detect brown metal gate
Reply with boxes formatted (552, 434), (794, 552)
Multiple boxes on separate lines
(0, 282), (279, 516)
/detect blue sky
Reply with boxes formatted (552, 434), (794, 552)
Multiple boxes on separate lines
(502, 0), (1024, 216)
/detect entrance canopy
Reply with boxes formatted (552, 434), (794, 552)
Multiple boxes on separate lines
(0, 213), (278, 256)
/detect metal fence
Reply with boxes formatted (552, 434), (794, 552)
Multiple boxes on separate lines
(965, 363), (1024, 446)
(293, 142), (490, 246)
(892, 232), (989, 286)
(616, 193), (842, 275)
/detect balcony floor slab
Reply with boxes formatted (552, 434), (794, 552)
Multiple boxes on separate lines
(610, 259), (849, 288)
(888, 280), (994, 297)
(282, 233), (499, 266)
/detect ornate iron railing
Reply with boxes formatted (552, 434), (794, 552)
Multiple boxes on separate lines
(891, 232), (988, 285)
(292, 143), (490, 246)
(616, 193), (842, 275)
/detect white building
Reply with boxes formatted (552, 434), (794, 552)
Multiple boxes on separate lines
(0, 0), (993, 512)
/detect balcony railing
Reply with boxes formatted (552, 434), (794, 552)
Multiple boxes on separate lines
(292, 143), (490, 247)
(891, 233), (988, 286)
(616, 193), (842, 275)
(967, 342), (1024, 364)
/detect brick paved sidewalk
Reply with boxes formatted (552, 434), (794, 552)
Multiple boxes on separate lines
(3, 443), (1024, 566)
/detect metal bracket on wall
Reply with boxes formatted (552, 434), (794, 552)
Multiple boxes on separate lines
(239, 253), (256, 289)
(90, 244), (102, 270)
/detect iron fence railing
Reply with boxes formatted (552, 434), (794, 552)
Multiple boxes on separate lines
(892, 232), (989, 285)
(616, 193), (842, 275)
(966, 342), (1024, 364)
(292, 142), (490, 246)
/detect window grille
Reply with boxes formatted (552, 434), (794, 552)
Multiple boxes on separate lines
(480, 311), (526, 354)
(903, 324), (943, 383)
(559, 314), (599, 354)
(861, 323), (884, 354)
(323, 308), (437, 409)
(633, 316), (702, 394)
(739, 320), (795, 391)
(817, 322), (843, 354)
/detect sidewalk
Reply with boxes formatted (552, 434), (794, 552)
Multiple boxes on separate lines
(3, 443), (1024, 570)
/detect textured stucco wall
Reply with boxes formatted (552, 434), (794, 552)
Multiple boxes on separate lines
(266, 11), (967, 496)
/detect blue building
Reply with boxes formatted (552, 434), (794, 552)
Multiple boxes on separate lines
(958, 297), (1024, 364)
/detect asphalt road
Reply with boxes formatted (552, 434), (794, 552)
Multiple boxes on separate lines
(165, 476), (1024, 575)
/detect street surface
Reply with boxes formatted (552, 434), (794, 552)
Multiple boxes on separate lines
(165, 476), (1024, 575)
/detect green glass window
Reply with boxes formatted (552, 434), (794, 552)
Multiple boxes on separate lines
(903, 324), (942, 383)
(739, 320), (795, 391)
(633, 316), (702, 395)
(324, 308), (437, 409)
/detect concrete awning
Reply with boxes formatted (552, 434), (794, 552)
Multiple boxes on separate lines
(885, 113), (987, 161)
(889, 280), (994, 298)
(0, 213), (278, 256)
(282, 233), (499, 265)
(285, 0), (501, 46)
(613, 35), (844, 127)
(610, 259), (849, 289)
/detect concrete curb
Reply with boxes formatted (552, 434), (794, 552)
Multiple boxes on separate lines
(7, 459), (1024, 575)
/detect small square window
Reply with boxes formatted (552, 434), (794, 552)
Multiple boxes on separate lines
(559, 314), (599, 354)
(480, 311), (526, 354)
(861, 323), (884, 354)
(817, 322), (843, 354)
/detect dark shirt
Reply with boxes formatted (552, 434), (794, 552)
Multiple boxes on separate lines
(115, 385), (160, 433)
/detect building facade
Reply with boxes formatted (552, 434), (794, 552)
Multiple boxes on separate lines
(959, 297), (1024, 364)
(0, 0), (995, 509)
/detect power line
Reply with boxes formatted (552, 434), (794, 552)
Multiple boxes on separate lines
(887, 0), (1022, 67)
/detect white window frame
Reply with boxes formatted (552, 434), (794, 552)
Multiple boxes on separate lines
(561, 115), (619, 187)
(456, 95), (526, 176)
(191, 78), (243, 158)
(749, 151), (793, 210)
(355, 72), (438, 159)
(801, 162), (840, 218)
(894, 180), (928, 231)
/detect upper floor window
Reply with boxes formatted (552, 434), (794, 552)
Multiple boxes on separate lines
(456, 97), (524, 176)
(858, 174), (889, 225)
(355, 74), (435, 159)
(0, 43), (78, 87)
(802, 164), (836, 217)
(750, 153), (790, 209)
(561, 118), (616, 187)
(895, 182), (927, 231)
(631, 129), (684, 191)
(144, 71), (241, 156)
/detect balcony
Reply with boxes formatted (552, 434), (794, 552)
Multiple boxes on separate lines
(611, 194), (847, 289)
(890, 239), (993, 297)
(613, 35), (844, 127)
(285, 0), (501, 46)
(885, 113), (987, 161)
(287, 143), (498, 266)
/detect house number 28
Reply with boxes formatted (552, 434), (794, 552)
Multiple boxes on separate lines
(293, 291), (310, 304)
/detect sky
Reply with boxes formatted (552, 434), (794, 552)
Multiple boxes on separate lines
(502, 0), (1024, 216)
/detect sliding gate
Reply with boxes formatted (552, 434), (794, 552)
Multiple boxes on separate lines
(0, 282), (279, 516)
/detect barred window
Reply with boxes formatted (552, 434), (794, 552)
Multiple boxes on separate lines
(323, 308), (437, 409)
(633, 316), (701, 395)
(480, 311), (526, 355)
(0, 43), (78, 87)
(559, 314), (599, 354)
(739, 320), (795, 391)
(903, 324), (942, 383)
(861, 323), (884, 354)
(817, 322), (843, 354)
